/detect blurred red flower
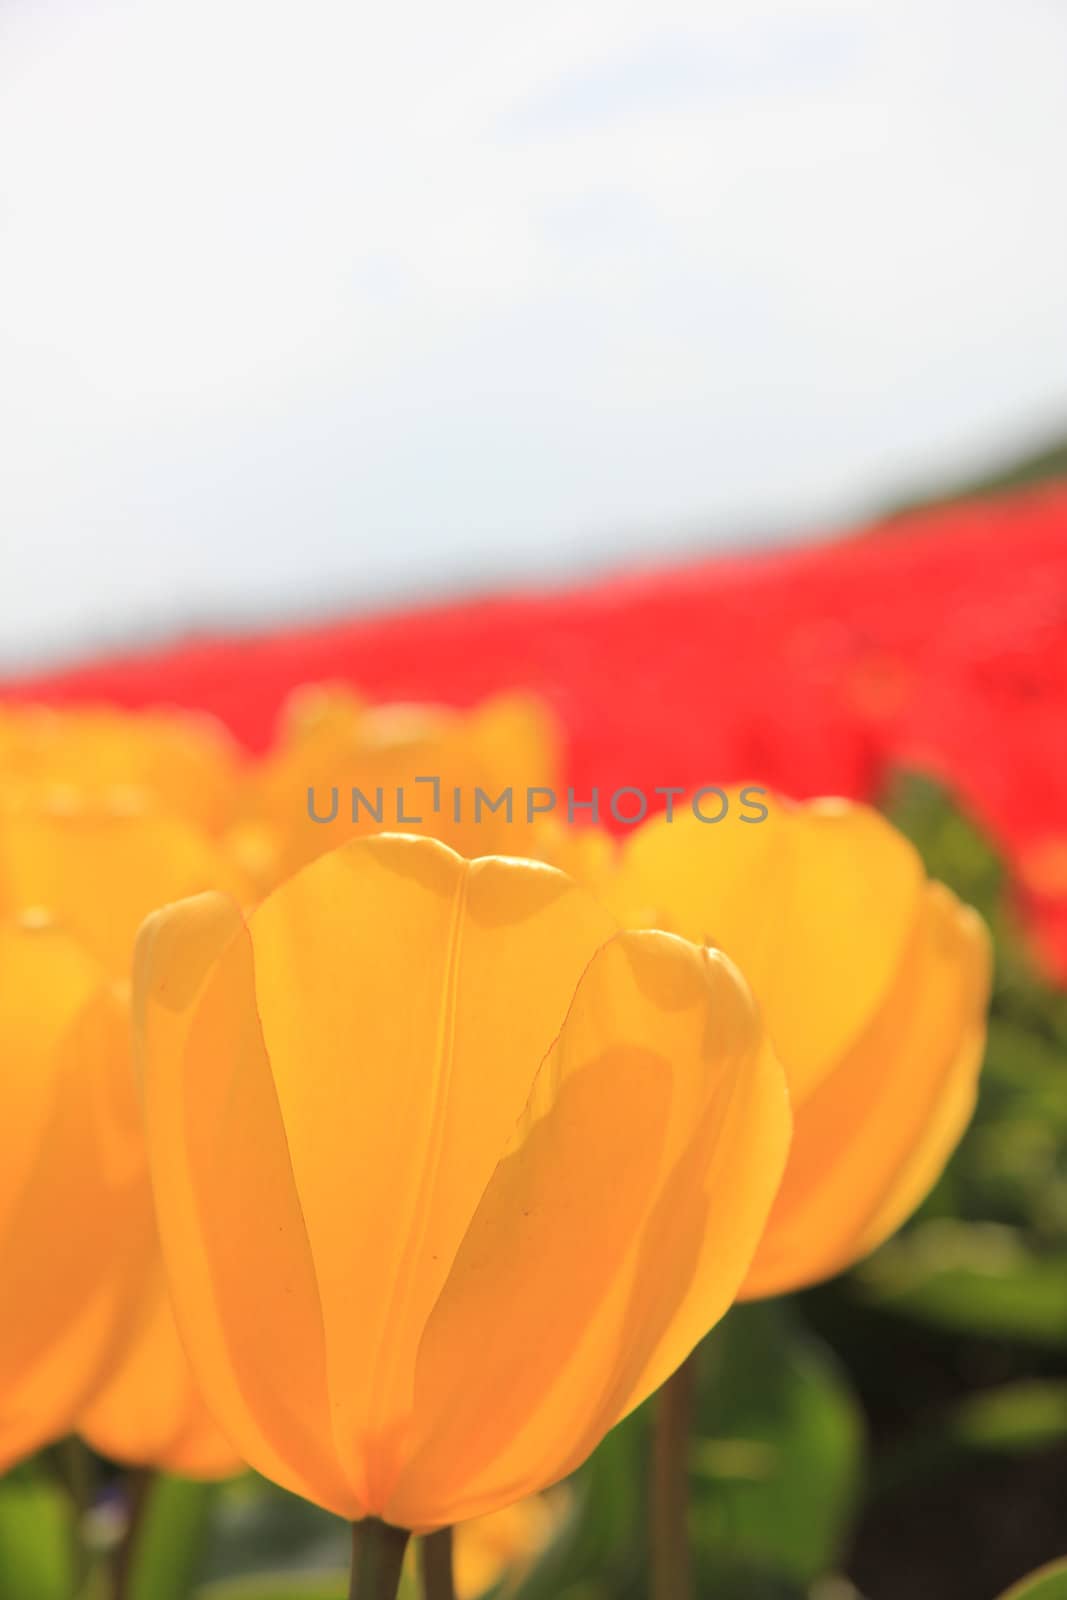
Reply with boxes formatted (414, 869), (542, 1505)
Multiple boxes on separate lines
(4, 484), (1067, 977)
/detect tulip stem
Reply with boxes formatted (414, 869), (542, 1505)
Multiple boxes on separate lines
(112, 1468), (154, 1600)
(650, 1346), (700, 1600)
(419, 1526), (456, 1600)
(56, 1437), (95, 1594)
(349, 1518), (411, 1600)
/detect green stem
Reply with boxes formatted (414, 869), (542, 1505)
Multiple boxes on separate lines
(111, 1468), (154, 1600)
(349, 1519), (411, 1600)
(55, 1437), (95, 1593)
(650, 1347), (699, 1600)
(419, 1526), (456, 1600)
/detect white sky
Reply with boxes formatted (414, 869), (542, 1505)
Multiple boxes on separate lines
(2, 0), (1066, 669)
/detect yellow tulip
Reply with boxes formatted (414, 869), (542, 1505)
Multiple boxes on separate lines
(134, 833), (790, 1528)
(529, 815), (619, 902)
(0, 920), (125, 1469)
(0, 757), (247, 1474)
(399, 1493), (569, 1599)
(612, 793), (992, 1295)
(0, 703), (239, 833)
(449, 1491), (569, 1598)
(69, 974), (240, 1477)
(0, 798), (250, 977)
(247, 686), (560, 878)
(0, 917), (236, 1475)
(0, 915), (235, 1472)
(78, 1240), (240, 1479)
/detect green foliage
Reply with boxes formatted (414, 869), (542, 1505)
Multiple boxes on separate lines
(199, 1476), (348, 1584)
(0, 1461), (74, 1600)
(857, 1222), (1067, 1345)
(510, 1410), (649, 1600)
(999, 1559), (1067, 1599)
(125, 1476), (219, 1600)
(690, 1304), (864, 1589)
(883, 428), (1067, 518)
(882, 770), (1005, 925)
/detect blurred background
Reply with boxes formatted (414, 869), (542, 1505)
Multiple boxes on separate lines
(3, 5), (1067, 1600)
(2, 0), (1067, 667)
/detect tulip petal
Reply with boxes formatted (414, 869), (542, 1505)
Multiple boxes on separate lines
(262, 691), (559, 875)
(742, 882), (992, 1297)
(465, 693), (560, 817)
(135, 893), (352, 1513)
(79, 1241), (240, 1479)
(0, 808), (249, 977)
(0, 921), (103, 1232)
(388, 930), (790, 1527)
(245, 835), (616, 1505)
(615, 796), (925, 1099)
(0, 704), (238, 831)
(0, 971), (138, 1469)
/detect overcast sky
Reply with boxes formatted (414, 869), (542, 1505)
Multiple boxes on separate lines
(2, 0), (1066, 670)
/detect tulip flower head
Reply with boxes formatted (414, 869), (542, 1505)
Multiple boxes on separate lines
(0, 919), (131, 1469)
(249, 686), (560, 881)
(0, 725), (247, 1476)
(77, 1236), (240, 1479)
(134, 832), (791, 1528)
(0, 916), (236, 1475)
(449, 1490), (569, 1598)
(0, 797), (249, 978)
(612, 793), (992, 1295)
(0, 703), (239, 833)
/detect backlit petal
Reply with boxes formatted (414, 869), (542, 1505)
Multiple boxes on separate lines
(388, 930), (790, 1527)
(743, 882), (991, 1297)
(0, 968), (138, 1469)
(255, 691), (559, 875)
(0, 704), (238, 831)
(135, 893), (350, 1512)
(246, 835), (616, 1506)
(0, 806), (249, 977)
(79, 1239), (240, 1479)
(0, 919), (103, 1232)
(614, 795), (925, 1099)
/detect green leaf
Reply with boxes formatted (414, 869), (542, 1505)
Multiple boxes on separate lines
(689, 1302), (864, 1586)
(956, 1381), (1067, 1453)
(126, 1475), (219, 1600)
(858, 1221), (1067, 1345)
(0, 1461), (76, 1600)
(510, 1410), (648, 1600)
(998, 1558), (1067, 1598)
(882, 770), (1004, 922)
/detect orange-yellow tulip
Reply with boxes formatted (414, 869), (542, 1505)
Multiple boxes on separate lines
(438, 1491), (569, 1598)
(611, 793), (992, 1295)
(77, 1240), (239, 1479)
(0, 917), (237, 1475)
(0, 798), (250, 978)
(0, 920), (130, 1469)
(134, 833), (790, 1528)
(0, 769), (247, 1475)
(247, 686), (560, 879)
(0, 703), (239, 833)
